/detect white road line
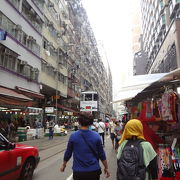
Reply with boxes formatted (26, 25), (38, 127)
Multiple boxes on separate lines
(66, 173), (73, 180)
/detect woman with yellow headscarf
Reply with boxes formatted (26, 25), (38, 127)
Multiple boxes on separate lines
(117, 119), (158, 180)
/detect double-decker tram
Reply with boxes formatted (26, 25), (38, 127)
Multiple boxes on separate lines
(80, 91), (98, 112)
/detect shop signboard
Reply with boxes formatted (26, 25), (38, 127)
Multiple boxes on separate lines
(45, 107), (54, 113)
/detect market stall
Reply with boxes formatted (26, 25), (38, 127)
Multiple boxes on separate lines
(123, 70), (180, 180)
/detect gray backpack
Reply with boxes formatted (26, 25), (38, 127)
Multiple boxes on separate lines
(117, 139), (146, 180)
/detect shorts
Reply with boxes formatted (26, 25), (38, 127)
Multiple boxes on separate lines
(110, 133), (115, 140)
(73, 169), (101, 180)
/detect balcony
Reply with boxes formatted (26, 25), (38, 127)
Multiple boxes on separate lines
(170, 0), (180, 19)
(159, 14), (166, 30)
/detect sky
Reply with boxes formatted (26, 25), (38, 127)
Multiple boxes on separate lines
(82, 0), (139, 96)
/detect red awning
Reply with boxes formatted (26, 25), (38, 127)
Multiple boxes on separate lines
(56, 104), (79, 113)
(0, 96), (32, 106)
(16, 86), (44, 99)
(0, 87), (32, 101)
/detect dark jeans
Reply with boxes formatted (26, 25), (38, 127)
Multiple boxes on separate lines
(49, 128), (54, 139)
(99, 132), (105, 145)
(73, 169), (101, 180)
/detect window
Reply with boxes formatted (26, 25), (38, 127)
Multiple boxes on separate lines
(85, 94), (92, 101)
(94, 94), (98, 101)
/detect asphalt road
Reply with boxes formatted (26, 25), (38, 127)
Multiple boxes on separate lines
(33, 134), (117, 180)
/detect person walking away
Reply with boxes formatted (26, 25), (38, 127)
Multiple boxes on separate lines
(117, 119), (158, 180)
(109, 120), (116, 149)
(60, 114), (110, 180)
(74, 121), (79, 131)
(96, 119), (105, 146)
(48, 120), (54, 140)
(105, 121), (109, 135)
(114, 122), (122, 151)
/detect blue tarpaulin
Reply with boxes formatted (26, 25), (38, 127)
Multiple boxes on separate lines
(0, 30), (7, 40)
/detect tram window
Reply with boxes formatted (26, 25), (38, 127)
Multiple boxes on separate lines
(94, 94), (98, 101)
(80, 94), (84, 101)
(85, 94), (92, 101)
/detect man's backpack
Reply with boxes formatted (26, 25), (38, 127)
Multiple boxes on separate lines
(117, 139), (146, 180)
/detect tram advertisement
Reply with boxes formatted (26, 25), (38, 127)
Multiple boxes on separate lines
(80, 101), (98, 112)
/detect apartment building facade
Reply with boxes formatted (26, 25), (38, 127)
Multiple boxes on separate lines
(0, 0), (112, 124)
(140, 0), (180, 74)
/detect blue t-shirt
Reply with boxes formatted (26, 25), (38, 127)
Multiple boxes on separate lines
(64, 129), (106, 172)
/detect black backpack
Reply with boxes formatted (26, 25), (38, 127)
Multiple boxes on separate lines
(117, 139), (146, 180)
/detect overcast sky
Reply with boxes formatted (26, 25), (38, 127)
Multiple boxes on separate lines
(82, 0), (138, 96)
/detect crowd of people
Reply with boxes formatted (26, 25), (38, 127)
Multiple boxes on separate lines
(60, 114), (158, 180)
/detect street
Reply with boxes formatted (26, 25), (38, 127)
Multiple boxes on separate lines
(24, 132), (117, 180)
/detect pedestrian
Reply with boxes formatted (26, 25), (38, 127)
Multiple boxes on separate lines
(60, 113), (110, 180)
(114, 121), (122, 151)
(35, 119), (42, 139)
(105, 120), (109, 135)
(109, 120), (116, 149)
(7, 120), (15, 141)
(116, 119), (158, 180)
(96, 119), (105, 146)
(48, 120), (55, 140)
(74, 121), (79, 131)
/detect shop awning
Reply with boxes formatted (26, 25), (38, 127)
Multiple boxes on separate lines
(0, 86), (33, 107)
(16, 86), (44, 99)
(0, 86), (32, 101)
(132, 68), (180, 102)
(56, 104), (79, 113)
(113, 73), (167, 103)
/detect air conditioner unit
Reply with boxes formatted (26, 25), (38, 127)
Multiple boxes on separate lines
(27, 36), (34, 41)
(16, 25), (22, 31)
(54, 49), (58, 53)
(32, 39), (36, 43)
(55, 13), (60, 21)
(31, 68), (36, 72)
(4, 48), (11, 54)
(62, 11), (67, 19)
(47, 42), (53, 47)
(30, 8), (36, 15)
(20, 60), (27, 65)
(48, 2), (54, 8)
(53, 69), (58, 73)
(57, 33), (61, 38)
(47, 21), (53, 27)
(13, 24), (22, 31)
(61, 21), (67, 28)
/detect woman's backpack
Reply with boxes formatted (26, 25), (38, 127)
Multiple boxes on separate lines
(117, 139), (146, 180)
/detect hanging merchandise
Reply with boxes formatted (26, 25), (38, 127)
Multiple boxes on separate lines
(176, 100), (180, 129)
(153, 99), (161, 121)
(171, 138), (180, 180)
(157, 144), (174, 180)
(161, 90), (177, 123)
(139, 101), (156, 121)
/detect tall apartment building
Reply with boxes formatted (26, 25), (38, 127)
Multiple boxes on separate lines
(0, 0), (113, 125)
(0, 0), (44, 108)
(132, 0), (148, 75)
(140, 0), (180, 74)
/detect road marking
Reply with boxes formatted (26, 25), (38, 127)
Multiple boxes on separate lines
(66, 173), (73, 180)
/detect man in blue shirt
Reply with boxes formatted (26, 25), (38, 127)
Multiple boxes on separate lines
(60, 113), (110, 180)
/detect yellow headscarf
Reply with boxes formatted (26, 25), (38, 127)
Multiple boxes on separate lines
(119, 119), (145, 145)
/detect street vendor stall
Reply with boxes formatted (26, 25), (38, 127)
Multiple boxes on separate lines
(123, 70), (180, 180)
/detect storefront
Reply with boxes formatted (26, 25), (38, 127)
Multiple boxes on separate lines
(0, 86), (45, 141)
(124, 70), (180, 179)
